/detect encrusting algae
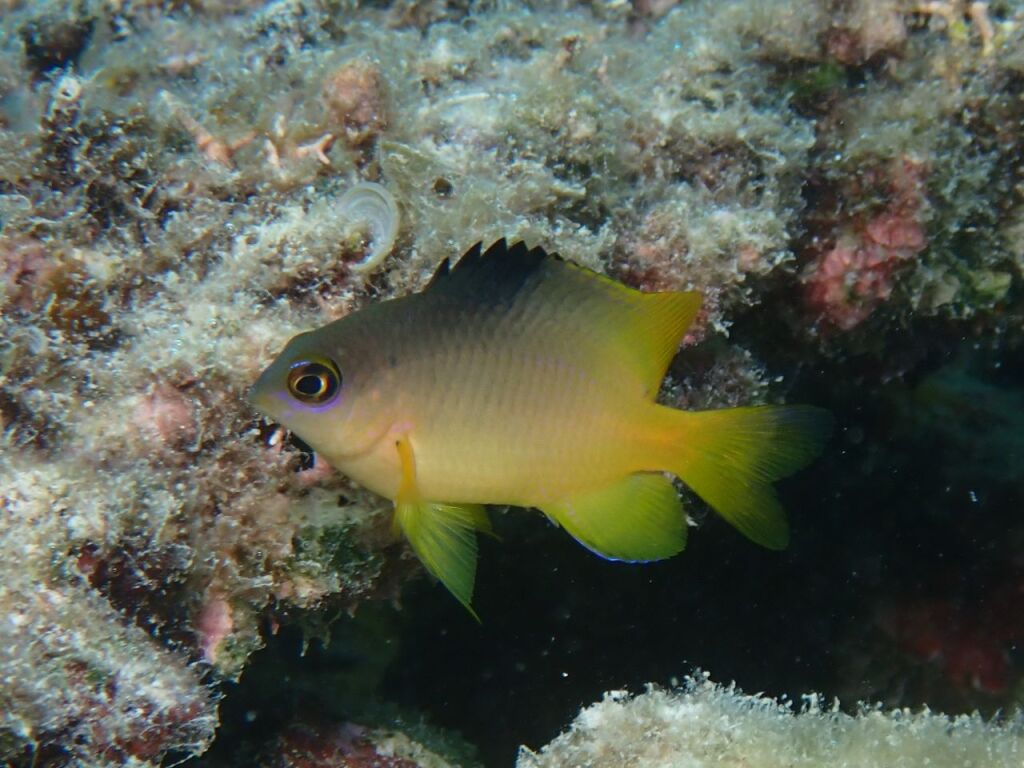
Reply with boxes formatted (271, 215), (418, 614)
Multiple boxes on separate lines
(250, 240), (832, 612)
(4, 0), (1022, 760)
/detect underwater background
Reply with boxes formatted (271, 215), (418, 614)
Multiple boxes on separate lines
(0, 0), (1022, 766)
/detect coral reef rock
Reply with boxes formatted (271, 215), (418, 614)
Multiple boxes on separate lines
(518, 676), (1024, 768)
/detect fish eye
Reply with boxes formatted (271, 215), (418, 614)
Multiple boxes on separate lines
(287, 358), (341, 404)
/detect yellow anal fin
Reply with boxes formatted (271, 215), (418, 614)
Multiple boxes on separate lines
(666, 405), (833, 550)
(394, 500), (492, 618)
(540, 473), (687, 562)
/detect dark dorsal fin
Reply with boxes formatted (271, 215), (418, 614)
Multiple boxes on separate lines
(426, 239), (552, 305)
(423, 237), (701, 397)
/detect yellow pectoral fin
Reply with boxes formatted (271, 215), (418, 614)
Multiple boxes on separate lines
(541, 473), (687, 563)
(394, 500), (491, 618)
(395, 434), (419, 504)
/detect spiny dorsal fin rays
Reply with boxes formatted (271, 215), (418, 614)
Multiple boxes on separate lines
(425, 239), (701, 397)
(426, 240), (548, 306)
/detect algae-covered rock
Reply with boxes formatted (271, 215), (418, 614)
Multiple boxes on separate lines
(0, 0), (1022, 764)
(518, 676), (1024, 768)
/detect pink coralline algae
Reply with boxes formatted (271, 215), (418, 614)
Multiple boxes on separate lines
(197, 597), (234, 665)
(803, 159), (929, 330)
(1, 236), (55, 311)
(876, 571), (1024, 696)
(322, 61), (389, 149)
(270, 720), (426, 768)
(131, 383), (199, 450)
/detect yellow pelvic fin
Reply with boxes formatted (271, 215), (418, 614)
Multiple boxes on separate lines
(392, 435), (491, 616)
(664, 405), (832, 549)
(393, 499), (492, 618)
(540, 472), (687, 562)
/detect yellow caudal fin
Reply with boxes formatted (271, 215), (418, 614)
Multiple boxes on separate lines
(393, 501), (492, 618)
(540, 473), (687, 562)
(662, 405), (832, 549)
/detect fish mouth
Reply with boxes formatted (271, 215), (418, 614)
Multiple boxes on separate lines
(246, 380), (281, 422)
(248, 360), (285, 412)
(246, 382), (266, 410)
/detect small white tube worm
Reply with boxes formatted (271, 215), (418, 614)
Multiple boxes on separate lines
(338, 182), (399, 274)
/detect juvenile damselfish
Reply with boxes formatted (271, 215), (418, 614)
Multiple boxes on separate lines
(250, 240), (831, 612)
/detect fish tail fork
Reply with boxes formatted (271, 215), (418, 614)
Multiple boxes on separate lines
(662, 405), (833, 549)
